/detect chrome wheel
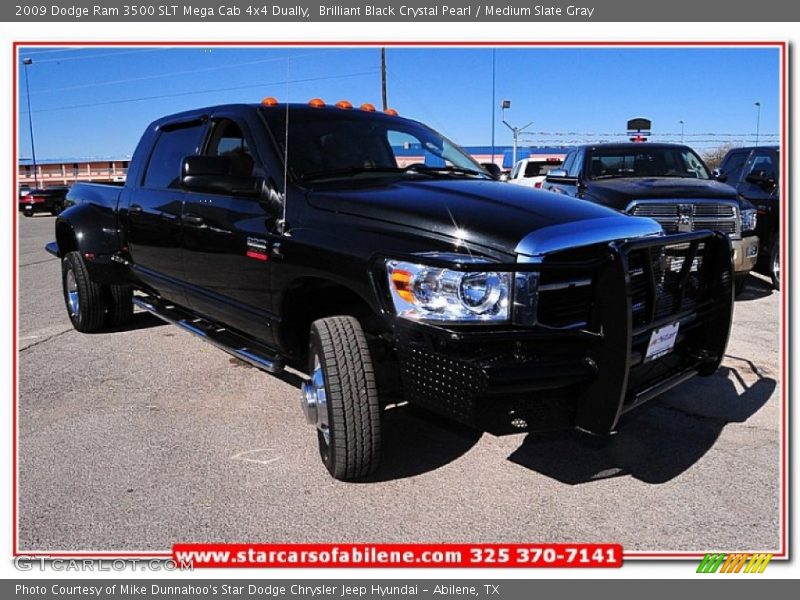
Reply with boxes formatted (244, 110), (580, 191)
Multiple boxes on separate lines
(301, 354), (330, 447)
(772, 249), (780, 286)
(65, 268), (80, 317)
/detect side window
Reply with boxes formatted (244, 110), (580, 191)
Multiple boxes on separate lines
(745, 152), (776, 180)
(143, 123), (205, 189)
(568, 149), (584, 178)
(205, 119), (255, 177)
(560, 151), (576, 176)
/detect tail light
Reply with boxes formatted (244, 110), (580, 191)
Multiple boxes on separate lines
(534, 182), (542, 189)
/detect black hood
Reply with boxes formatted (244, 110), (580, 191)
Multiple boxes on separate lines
(586, 177), (739, 209)
(306, 178), (643, 254)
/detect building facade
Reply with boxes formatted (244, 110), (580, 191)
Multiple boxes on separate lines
(18, 158), (130, 190)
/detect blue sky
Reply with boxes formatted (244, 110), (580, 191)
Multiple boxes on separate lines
(17, 46), (780, 160)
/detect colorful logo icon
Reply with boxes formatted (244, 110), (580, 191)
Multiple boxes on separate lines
(697, 553), (772, 573)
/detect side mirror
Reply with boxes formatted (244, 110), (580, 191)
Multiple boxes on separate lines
(712, 168), (727, 182)
(181, 155), (264, 198)
(545, 168), (569, 180)
(745, 169), (776, 188)
(480, 162), (502, 179)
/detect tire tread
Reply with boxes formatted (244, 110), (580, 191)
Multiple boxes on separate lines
(311, 316), (381, 480)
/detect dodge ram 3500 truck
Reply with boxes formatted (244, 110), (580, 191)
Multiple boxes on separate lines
(715, 145), (780, 289)
(47, 100), (734, 480)
(541, 143), (758, 295)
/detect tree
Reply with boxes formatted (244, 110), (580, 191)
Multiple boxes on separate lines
(702, 144), (737, 172)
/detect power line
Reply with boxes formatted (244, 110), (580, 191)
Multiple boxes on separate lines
(20, 70), (380, 114)
(18, 47), (94, 56)
(29, 48), (355, 95)
(19, 48), (163, 64)
(519, 131), (778, 138)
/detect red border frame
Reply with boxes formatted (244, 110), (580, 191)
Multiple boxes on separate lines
(12, 40), (788, 562)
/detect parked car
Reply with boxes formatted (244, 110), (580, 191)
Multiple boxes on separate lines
(715, 146), (780, 289)
(47, 101), (734, 480)
(508, 157), (564, 189)
(19, 186), (69, 217)
(542, 143), (758, 294)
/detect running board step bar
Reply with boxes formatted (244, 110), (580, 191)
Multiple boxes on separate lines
(133, 295), (285, 374)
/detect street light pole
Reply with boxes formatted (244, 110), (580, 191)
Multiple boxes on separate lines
(490, 49), (496, 165)
(679, 120), (685, 143)
(23, 57), (39, 189)
(754, 101), (761, 146)
(501, 100), (533, 168)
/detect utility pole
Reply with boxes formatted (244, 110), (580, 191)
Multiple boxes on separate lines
(501, 100), (533, 168)
(381, 48), (388, 111)
(679, 120), (685, 143)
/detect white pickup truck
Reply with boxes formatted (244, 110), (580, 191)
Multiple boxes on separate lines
(508, 157), (564, 188)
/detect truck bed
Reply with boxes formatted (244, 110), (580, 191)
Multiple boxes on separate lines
(66, 182), (124, 211)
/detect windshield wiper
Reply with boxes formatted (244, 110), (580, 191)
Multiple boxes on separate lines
(592, 174), (632, 180)
(404, 165), (485, 177)
(298, 166), (406, 181)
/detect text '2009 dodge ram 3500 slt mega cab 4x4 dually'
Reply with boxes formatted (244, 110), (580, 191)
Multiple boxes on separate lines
(46, 99), (734, 480)
(541, 143), (759, 295)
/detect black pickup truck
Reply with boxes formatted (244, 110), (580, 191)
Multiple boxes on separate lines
(541, 143), (759, 294)
(715, 145), (780, 289)
(47, 101), (734, 480)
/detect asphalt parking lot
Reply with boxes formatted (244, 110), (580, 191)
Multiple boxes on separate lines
(17, 214), (781, 553)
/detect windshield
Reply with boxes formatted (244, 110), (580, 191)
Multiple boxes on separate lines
(261, 108), (486, 182)
(587, 147), (710, 180)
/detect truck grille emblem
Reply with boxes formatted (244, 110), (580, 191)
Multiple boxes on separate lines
(677, 204), (694, 232)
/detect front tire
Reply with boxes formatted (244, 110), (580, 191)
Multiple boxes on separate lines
(23, 210), (33, 218)
(62, 251), (106, 332)
(769, 238), (780, 290)
(307, 316), (381, 480)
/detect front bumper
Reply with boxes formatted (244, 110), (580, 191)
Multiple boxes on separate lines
(731, 234), (759, 274)
(392, 232), (734, 434)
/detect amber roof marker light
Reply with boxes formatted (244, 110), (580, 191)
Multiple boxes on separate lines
(335, 100), (353, 110)
(308, 98), (326, 108)
(261, 97), (279, 106)
(384, 108), (399, 116)
(360, 103), (376, 112)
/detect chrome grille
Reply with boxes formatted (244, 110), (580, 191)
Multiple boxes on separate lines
(627, 200), (739, 239)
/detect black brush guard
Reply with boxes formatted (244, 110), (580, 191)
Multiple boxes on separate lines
(387, 231), (733, 433)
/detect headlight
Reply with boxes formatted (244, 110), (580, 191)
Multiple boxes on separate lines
(740, 208), (757, 233)
(386, 254), (510, 322)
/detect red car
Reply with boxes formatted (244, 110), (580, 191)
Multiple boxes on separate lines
(19, 186), (69, 217)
